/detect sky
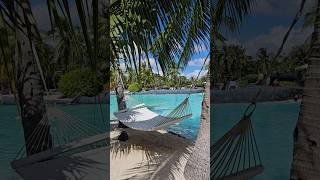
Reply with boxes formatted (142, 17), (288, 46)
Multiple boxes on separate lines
(29, 0), (316, 79)
(184, 0), (316, 79)
(222, 0), (315, 56)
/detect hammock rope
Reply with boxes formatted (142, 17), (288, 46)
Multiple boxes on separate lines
(211, 89), (264, 180)
(13, 106), (106, 161)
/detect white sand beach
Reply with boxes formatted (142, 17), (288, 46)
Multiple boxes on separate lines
(110, 128), (193, 180)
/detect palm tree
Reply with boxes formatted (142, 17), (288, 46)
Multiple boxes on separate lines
(203, 0), (255, 179)
(109, 1), (213, 178)
(256, 48), (272, 85)
(0, 0), (107, 155)
(110, 0), (210, 103)
(212, 44), (248, 86)
(0, 1), (53, 155)
(291, 0), (320, 179)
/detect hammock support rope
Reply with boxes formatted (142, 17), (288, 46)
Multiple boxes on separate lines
(12, 106), (107, 165)
(211, 101), (264, 179)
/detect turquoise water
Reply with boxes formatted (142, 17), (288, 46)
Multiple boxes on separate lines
(0, 93), (203, 179)
(0, 104), (109, 180)
(0, 95), (300, 179)
(212, 101), (300, 180)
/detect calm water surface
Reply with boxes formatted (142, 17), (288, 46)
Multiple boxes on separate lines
(0, 93), (203, 179)
(0, 95), (300, 179)
(212, 101), (300, 180)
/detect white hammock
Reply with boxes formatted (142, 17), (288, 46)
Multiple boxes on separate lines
(114, 97), (192, 131)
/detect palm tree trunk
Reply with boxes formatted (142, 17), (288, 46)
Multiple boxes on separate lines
(184, 75), (210, 180)
(114, 64), (127, 128)
(291, 0), (320, 179)
(115, 69), (126, 110)
(15, 33), (51, 156)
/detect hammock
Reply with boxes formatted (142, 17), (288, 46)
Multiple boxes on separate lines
(211, 103), (264, 180)
(113, 97), (192, 131)
(11, 106), (108, 173)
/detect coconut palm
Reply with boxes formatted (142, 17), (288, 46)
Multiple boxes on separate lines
(184, 1), (257, 179)
(291, 0), (320, 179)
(0, 0), (53, 155)
(0, 0), (111, 155)
(256, 48), (272, 78)
(200, 0), (255, 179)
(110, 0), (211, 112)
(212, 44), (248, 86)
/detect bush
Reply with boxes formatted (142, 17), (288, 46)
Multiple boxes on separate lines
(244, 74), (258, 83)
(58, 69), (103, 97)
(128, 83), (142, 92)
(238, 79), (248, 86)
(279, 81), (296, 87)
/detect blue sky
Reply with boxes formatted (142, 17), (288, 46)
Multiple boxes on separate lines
(30, 0), (315, 79)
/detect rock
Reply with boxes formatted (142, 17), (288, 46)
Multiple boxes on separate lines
(118, 131), (129, 141)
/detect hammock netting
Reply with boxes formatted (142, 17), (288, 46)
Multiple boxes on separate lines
(211, 115), (264, 180)
(13, 106), (107, 162)
(166, 97), (192, 118)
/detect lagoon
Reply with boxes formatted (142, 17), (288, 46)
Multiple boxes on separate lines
(110, 93), (204, 141)
(0, 94), (300, 179)
(0, 93), (203, 179)
(212, 101), (300, 180)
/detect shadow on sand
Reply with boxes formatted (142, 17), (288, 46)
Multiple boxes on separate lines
(110, 128), (193, 180)
(14, 146), (109, 180)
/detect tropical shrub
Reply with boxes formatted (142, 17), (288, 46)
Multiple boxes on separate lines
(238, 79), (248, 86)
(244, 74), (258, 83)
(58, 69), (103, 97)
(279, 81), (296, 87)
(128, 83), (142, 92)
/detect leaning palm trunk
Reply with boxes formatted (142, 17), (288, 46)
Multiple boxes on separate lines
(114, 65), (127, 128)
(184, 76), (210, 179)
(15, 33), (51, 156)
(291, 0), (320, 179)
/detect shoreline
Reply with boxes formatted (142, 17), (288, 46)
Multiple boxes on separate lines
(110, 88), (204, 95)
(211, 86), (300, 103)
(0, 89), (204, 105)
(212, 98), (301, 105)
(1, 86), (299, 105)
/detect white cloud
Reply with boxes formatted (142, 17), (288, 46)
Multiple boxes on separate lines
(242, 26), (312, 56)
(194, 43), (208, 53)
(187, 56), (209, 67)
(184, 69), (208, 79)
(147, 58), (164, 75)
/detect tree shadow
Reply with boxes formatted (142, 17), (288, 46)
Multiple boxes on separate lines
(15, 147), (109, 180)
(110, 128), (192, 180)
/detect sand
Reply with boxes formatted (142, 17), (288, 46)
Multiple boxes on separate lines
(11, 129), (193, 180)
(110, 128), (193, 180)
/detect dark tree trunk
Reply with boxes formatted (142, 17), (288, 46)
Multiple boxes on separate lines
(15, 33), (52, 156)
(291, 0), (320, 179)
(114, 66), (127, 128)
